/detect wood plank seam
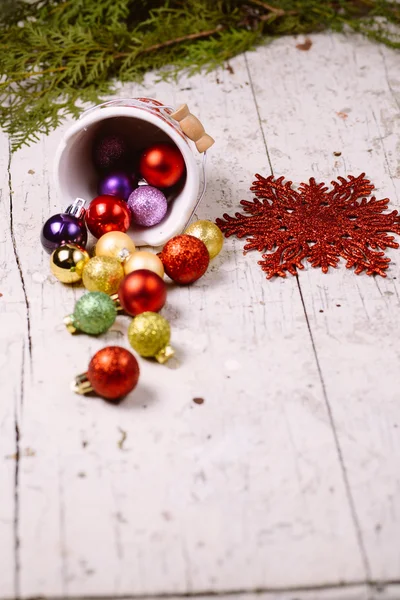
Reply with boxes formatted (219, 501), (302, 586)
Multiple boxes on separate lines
(243, 51), (371, 579)
(7, 145), (26, 600)
(2, 578), (400, 600)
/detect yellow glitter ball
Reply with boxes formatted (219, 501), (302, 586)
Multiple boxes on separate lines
(184, 220), (224, 259)
(127, 312), (174, 364)
(82, 256), (124, 295)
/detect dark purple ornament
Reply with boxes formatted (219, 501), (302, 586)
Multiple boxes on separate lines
(93, 134), (129, 171)
(98, 171), (137, 202)
(41, 198), (87, 254)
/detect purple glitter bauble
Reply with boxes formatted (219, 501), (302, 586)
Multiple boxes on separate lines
(40, 213), (88, 254)
(98, 171), (137, 201)
(128, 186), (168, 227)
(93, 134), (128, 171)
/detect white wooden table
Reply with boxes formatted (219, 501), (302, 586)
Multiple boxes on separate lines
(1, 33), (400, 600)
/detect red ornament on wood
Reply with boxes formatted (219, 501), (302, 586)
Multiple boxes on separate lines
(87, 346), (140, 401)
(159, 234), (209, 284)
(118, 269), (167, 316)
(86, 195), (131, 239)
(140, 143), (185, 188)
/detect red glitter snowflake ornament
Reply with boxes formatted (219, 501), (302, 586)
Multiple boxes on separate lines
(216, 173), (400, 278)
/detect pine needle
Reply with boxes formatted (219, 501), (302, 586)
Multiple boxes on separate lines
(1, 0), (399, 151)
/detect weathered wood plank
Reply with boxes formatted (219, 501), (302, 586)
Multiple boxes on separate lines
(3, 31), (398, 599)
(245, 33), (400, 580)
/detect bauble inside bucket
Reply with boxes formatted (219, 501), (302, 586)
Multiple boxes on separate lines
(54, 100), (201, 247)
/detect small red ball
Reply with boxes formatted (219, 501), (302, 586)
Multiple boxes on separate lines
(87, 346), (139, 401)
(140, 143), (185, 188)
(86, 195), (131, 239)
(118, 269), (167, 316)
(160, 234), (209, 284)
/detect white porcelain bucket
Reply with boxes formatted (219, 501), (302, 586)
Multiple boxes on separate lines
(54, 98), (201, 247)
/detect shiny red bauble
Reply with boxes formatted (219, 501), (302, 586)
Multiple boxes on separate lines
(160, 234), (209, 284)
(85, 195), (131, 239)
(139, 143), (185, 188)
(118, 269), (167, 316)
(87, 346), (140, 401)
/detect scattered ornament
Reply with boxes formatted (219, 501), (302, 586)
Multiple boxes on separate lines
(160, 234), (209, 284)
(50, 243), (89, 284)
(127, 312), (174, 363)
(41, 198), (87, 254)
(216, 173), (400, 278)
(93, 133), (129, 171)
(95, 231), (136, 261)
(140, 143), (185, 188)
(82, 256), (125, 294)
(98, 170), (137, 201)
(124, 250), (164, 278)
(85, 195), (131, 239)
(128, 185), (168, 227)
(118, 269), (167, 316)
(185, 220), (224, 259)
(64, 291), (118, 335)
(73, 346), (140, 401)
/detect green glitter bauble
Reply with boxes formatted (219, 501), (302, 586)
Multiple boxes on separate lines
(72, 292), (117, 335)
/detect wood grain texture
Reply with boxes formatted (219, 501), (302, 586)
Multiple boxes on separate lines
(245, 33), (400, 581)
(0, 32), (399, 600)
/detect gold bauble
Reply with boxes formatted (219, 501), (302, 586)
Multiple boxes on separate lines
(50, 244), (89, 284)
(124, 251), (165, 278)
(184, 220), (224, 259)
(127, 312), (174, 363)
(82, 256), (124, 295)
(95, 231), (136, 261)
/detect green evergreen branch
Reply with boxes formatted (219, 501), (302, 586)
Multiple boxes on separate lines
(0, 0), (399, 151)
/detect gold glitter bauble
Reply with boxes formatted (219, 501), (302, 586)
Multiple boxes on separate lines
(95, 231), (136, 261)
(50, 244), (89, 284)
(82, 256), (124, 295)
(184, 220), (224, 259)
(124, 251), (164, 278)
(127, 311), (174, 363)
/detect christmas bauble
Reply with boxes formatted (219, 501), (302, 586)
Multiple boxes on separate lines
(50, 244), (89, 284)
(127, 312), (173, 363)
(159, 234), (209, 284)
(85, 195), (131, 239)
(95, 231), (136, 262)
(118, 269), (166, 316)
(124, 251), (164, 278)
(128, 186), (167, 227)
(87, 346), (140, 400)
(66, 291), (117, 335)
(98, 170), (137, 201)
(41, 213), (87, 254)
(139, 143), (185, 188)
(184, 220), (224, 259)
(82, 256), (125, 295)
(93, 134), (129, 171)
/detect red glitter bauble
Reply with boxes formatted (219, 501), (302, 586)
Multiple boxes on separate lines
(118, 269), (167, 316)
(87, 346), (139, 401)
(85, 195), (131, 239)
(140, 143), (185, 188)
(160, 235), (209, 284)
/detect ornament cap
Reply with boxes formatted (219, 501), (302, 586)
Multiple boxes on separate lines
(65, 197), (86, 219)
(64, 314), (77, 334)
(155, 344), (175, 364)
(110, 293), (123, 311)
(72, 372), (93, 395)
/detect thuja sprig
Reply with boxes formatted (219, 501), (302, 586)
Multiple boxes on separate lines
(0, 0), (399, 151)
